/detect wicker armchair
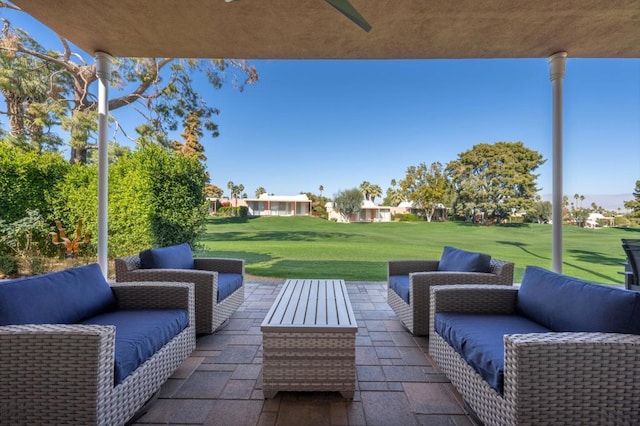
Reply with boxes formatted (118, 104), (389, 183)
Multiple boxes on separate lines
(387, 257), (514, 335)
(115, 254), (244, 335)
(429, 284), (640, 425)
(0, 281), (196, 425)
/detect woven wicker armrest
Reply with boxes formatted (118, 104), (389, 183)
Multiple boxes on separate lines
(503, 332), (640, 423)
(195, 257), (245, 274)
(388, 260), (439, 277)
(0, 324), (116, 423)
(431, 284), (519, 314)
(111, 281), (196, 327)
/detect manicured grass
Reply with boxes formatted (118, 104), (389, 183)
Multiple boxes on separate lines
(197, 216), (638, 284)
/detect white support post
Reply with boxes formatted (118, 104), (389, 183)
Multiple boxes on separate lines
(95, 51), (113, 278)
(548, 51), (567, 274)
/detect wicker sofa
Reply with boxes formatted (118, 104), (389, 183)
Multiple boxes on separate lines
(115, 243), (244, 335)
(429, 266), (640, 426)
(0, 263), (196, 425)
(387, 246), (514, 335)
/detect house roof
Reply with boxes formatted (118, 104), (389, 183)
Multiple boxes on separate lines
(11, 1), (640, 59)
(245, 194), (311, 202)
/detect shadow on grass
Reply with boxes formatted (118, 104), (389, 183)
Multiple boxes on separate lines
(620, 227), (640, 233)
(193, 250), (274, 265)
(564, 248), (627, 283)
(249, 259), (387, 282)
(495, 241), (550, 260)
(198, 231), (354, 242)
(205, 216), (258, 225)
(451, 221), (531, 228)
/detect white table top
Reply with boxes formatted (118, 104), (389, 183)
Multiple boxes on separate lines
(261, 279), (358, 332)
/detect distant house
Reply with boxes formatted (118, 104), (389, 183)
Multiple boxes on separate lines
(326, 200), (392, 223)
(585, 212), (614, 229)
(390, 201), (448, 221)
(244, 194), (311, 217)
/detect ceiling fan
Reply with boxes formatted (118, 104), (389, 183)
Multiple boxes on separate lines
(224, 0), (372, 33)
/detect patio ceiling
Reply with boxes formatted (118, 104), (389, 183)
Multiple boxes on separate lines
(11, 0), (640, 59)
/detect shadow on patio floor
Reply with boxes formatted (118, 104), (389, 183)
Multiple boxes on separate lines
(132, 281), (479, 426)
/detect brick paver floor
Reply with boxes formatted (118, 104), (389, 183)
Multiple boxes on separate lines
(132, 281), (480, 426)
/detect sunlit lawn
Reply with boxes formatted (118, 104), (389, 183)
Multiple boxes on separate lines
(196, 216), (637, 283)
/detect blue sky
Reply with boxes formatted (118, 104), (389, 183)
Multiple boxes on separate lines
(4, 8), (640, 207)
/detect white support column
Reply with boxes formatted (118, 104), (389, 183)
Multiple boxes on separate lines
(548, 51), (567, 273)
(95, 51), (113, 278)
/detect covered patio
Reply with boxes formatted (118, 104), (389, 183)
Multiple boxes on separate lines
(131, 279), (477, 425)
(7, 1), (640, 425)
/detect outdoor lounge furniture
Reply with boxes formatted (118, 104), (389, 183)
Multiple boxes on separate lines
(622, 238), (640, 291)
(429, 266), (640, 426)
(387, 246), (514, 335)
(0, 263), (196, 425)
(115, 243), (245, 335)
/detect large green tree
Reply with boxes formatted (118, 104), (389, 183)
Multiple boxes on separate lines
(624, 180), (640, 218)
(0, 5), (258, 164)
(399, 162), (449, 222)
(0, 22), (69, 152)
(333, 188), (363, 222)
(446, 141), (545, 223)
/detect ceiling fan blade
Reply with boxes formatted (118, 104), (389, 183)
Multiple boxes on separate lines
(324, 0), (372, 32)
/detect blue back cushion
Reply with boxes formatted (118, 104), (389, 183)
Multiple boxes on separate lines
(435, 312), (551, 394)
(81, 309), (189, 385)
(217, 273), (243, 303)
(517, 266), (640, 334)
(389, 275), (410, 304)
(437, 246), (492, 273)
(0, 263), (115, 325)
(140, 243), (194, 269)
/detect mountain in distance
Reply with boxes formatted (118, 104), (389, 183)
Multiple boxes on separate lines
(539, 194), (632, 212)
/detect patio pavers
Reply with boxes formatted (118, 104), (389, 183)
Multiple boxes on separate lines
(132, 281), (480, 426)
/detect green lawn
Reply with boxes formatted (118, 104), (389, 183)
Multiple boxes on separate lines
(197, 216), (637, 284)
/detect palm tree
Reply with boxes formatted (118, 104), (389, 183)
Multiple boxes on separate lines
(369, 184), (383, 204)
(227, 181), (234, 198)
(359, 181), (372, 201)
(255, 187), (266, 198)
(319, 185), (324, 198)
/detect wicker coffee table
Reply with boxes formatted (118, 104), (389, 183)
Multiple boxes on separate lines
(261, 279), (358, 399)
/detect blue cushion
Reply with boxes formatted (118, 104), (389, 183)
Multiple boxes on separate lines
(437, 246), (491, 273)
(389, 275), (410, 304)
(140, 243), (194, 270)
(81, 309), (189, 385)
(0, 263), (115, 325)
(517, 266), (640, 334)
(217, 273), (243, 303)
(435, 312), (551, 394)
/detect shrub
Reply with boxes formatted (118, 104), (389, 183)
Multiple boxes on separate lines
(217, 206), (248, 217)
(393, 213), (419, 222)
(0, 209), (53, 275)
(0, 142), (70, 223)
(614, 217), (631, 227)
(0, 255), (19, 277)
(50, 144), (208, 257)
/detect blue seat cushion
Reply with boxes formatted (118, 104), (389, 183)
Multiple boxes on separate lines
(517, 266), (640, 334)
(81, 309), (189, 385)
(389, 275), (410, 304)
(218, 273), (243, 303)
(0, 263), (115, 325)
(140, 243), (194, 270)
(437, 246), (491, 273)
(435, 312), (551, 394)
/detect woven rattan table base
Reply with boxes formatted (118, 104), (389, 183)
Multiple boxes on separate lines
(261, 279), (357, 399)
